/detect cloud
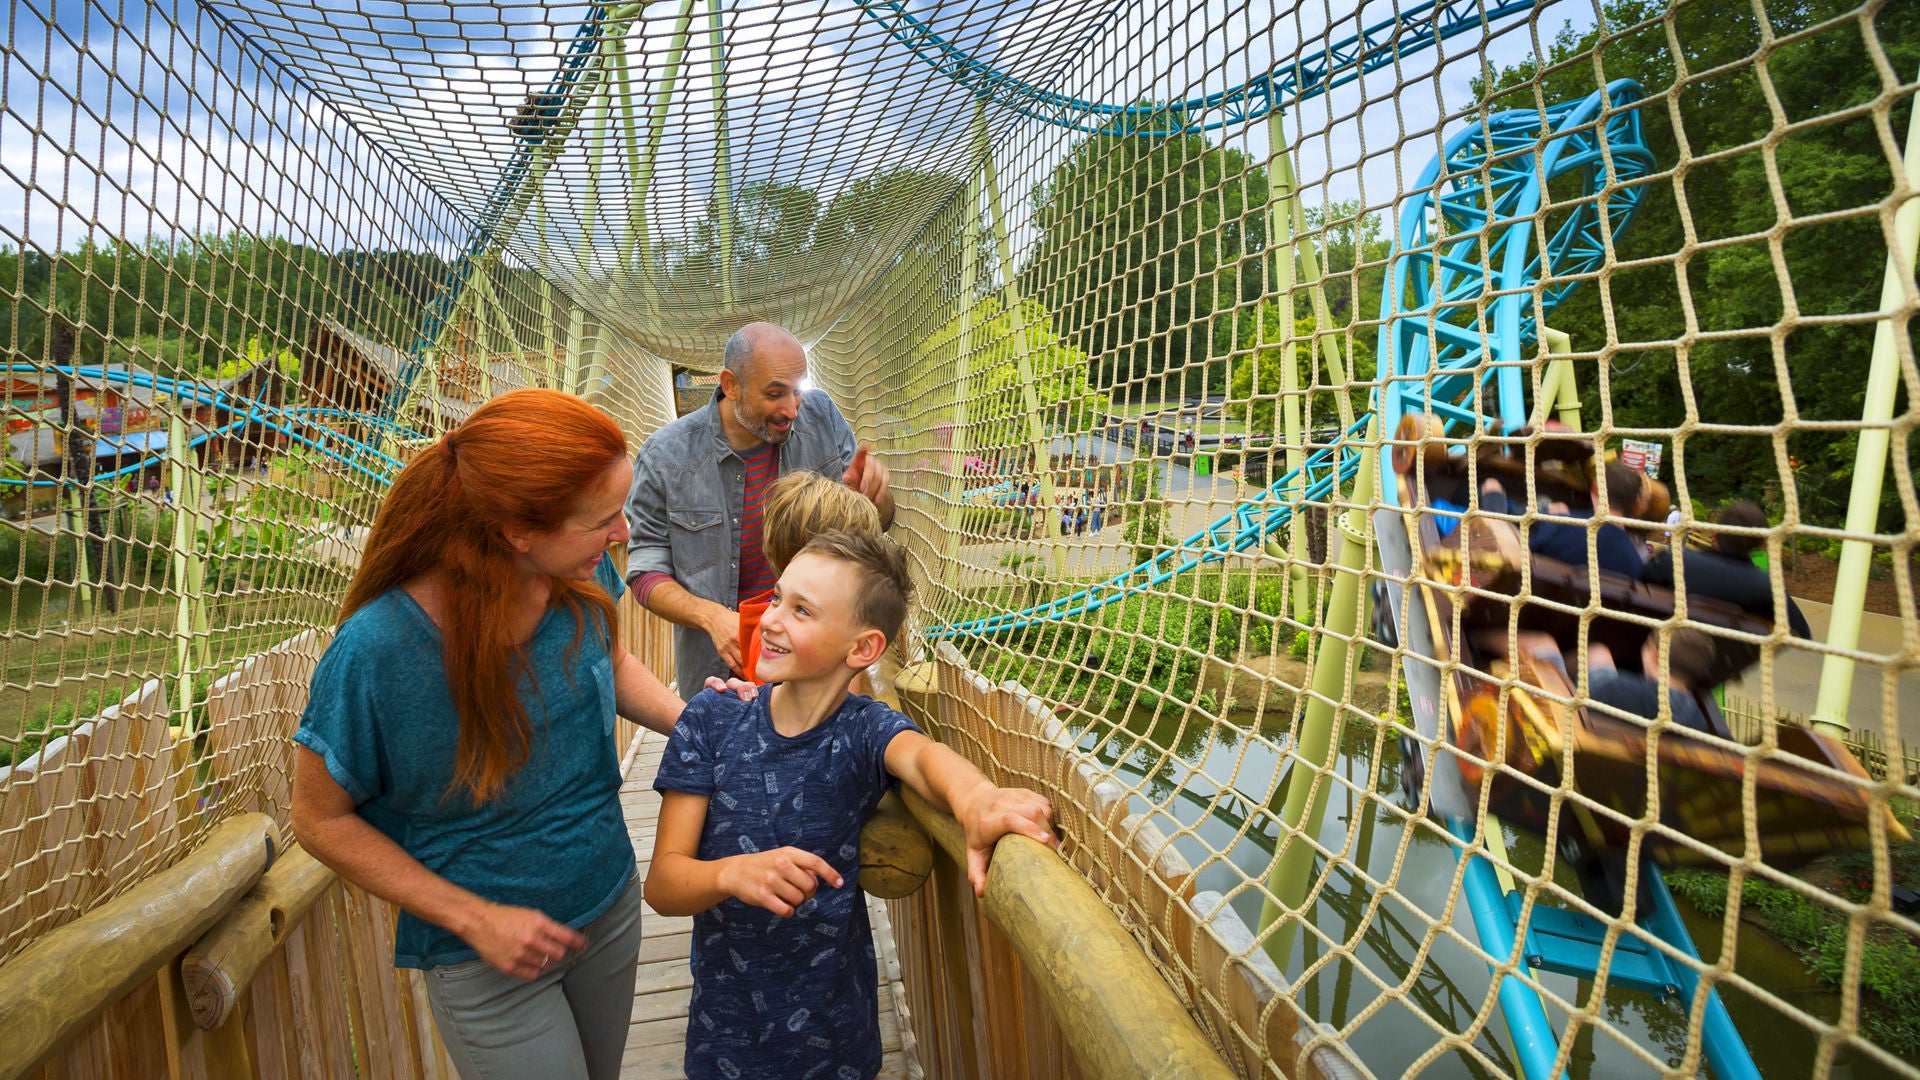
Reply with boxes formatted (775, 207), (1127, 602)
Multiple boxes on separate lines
(2, 0), (1605, 365)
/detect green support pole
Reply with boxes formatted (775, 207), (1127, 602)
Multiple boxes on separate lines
(563, 305), (588, 397)
(706, 0), (735, 306)
(1531, 327), (1581, 432)
(580, 40), (612, 260)
(538, 277), (560, 387)
(1288, 188), (1355, 435)
(941, 144), (985, 590)
(473, 270), (531, 368)
(616, 0), (697, 289)
(1258, 417), (1377, 968)
(1813, 67), (1920, 735)
(1266, 111), (1314, 624)
(65, 486), (94, 620)
(981, 105), (1066, 577)
(167, 413), (207, 734)
(581, 319), (610, 402)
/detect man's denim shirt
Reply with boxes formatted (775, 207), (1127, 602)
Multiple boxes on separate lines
(624, 387), (857, 697)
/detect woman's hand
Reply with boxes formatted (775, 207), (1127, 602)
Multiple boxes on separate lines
(716, 848), (842, 917)
(703, 675), (761, 701)
(463, 901), (589, 980)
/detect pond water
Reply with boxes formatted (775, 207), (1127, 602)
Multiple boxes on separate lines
(1069, 705), (1907, 1079)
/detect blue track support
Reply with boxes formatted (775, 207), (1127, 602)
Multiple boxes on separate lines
(382, 3), (617, 421)
(1642, 867), (1764, 1080)
(1378, 80), (1654, 505)
(1450, 819), (1569, 1080)
(1446, 817), (1763, 1080)
(6, 364), (404, 484)
(856, 0), (1543, 134)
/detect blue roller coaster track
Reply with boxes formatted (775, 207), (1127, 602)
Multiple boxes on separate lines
(857, 0), (1543, 134)
(938, 76), (1761, 1080)
(3, 365), (411, 489)
(939, 79), (1654, 639)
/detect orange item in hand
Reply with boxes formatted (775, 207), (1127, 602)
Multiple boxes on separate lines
(737, 591), (772, 683)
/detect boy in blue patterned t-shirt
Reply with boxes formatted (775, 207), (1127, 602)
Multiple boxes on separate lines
(647, 531), (1054, 1080)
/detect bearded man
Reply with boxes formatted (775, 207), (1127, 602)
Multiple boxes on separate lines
(624, 323), (893, 697)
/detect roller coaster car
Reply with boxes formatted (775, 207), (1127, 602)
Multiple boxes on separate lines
(1393, 413), (1671, 522)
(1393, 465), (1906, 872)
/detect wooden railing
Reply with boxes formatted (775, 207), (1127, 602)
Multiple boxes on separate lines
(885, 643), (1369, 1080)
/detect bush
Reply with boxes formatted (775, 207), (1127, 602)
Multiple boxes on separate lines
(1668, 865), (1920, 1055)
(1122, 459), (1170, 564)
(2, 683), (131, 767)
(964, 570), (1251, 713)
(959, 504), (1028, 536)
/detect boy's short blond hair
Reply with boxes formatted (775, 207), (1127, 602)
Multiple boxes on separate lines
(794, 530), (913, 647)
(762, 470), (883, 572)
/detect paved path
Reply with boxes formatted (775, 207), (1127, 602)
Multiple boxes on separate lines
(617, 730), (921, 1079)
(1727, 599), (1919, 750)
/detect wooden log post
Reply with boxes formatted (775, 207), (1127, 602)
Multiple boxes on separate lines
(180, 843), (337, 1030)
(858, 791), (934, 899)
(899, 788), (1236, 1080)
(0, 812), (276, 1080)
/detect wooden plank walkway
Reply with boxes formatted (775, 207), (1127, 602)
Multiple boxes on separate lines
(618, 730), (922, 1079)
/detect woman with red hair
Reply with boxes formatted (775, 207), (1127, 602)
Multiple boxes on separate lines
(292, 389), (700, 1080)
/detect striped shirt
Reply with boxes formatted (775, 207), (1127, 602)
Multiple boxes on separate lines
(734, 441), (780, 600)
(635, 441), (782, 612)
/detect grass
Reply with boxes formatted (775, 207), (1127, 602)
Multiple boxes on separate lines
(1667, 838), (1920, 1058)
(950, 563), (1359, 715)
(1, 579), (343, 767)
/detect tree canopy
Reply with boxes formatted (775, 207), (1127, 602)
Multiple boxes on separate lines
(1474, 0), (1919, 527)
(1022, 113), (1270, 396)
(914, 294), (1110, 439)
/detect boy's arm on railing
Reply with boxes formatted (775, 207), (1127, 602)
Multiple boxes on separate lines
(883, 730), (1054, 895)
(290, 748), (585, 979)
(645, 791), (843, 918)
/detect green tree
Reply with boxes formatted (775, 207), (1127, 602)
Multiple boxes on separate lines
(677, 179), (821, 286)
(1223, 303), (1375, 437)
(811, 167), (959, 274)
(1023, 111), (1270, 396)
(914, 295), (1110, 433)
(1474, 0), (1919, 527)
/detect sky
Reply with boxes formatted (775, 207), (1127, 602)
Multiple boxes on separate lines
(0, 0), (1611, 282)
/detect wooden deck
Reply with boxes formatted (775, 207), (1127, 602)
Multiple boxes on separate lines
(617, 730), (922, 1079)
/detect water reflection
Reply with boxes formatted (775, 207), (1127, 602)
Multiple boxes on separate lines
(1065, 705), (1903, 1079)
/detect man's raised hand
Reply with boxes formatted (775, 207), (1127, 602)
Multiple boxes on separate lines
(841, 443), (891, 509)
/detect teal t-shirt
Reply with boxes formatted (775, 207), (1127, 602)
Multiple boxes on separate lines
(294, 555), (637, 969)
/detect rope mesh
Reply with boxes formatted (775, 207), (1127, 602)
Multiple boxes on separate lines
(4, 0), (1918, 1077)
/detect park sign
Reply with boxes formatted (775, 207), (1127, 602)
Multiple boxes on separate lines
(1619, 439), (1663, 479)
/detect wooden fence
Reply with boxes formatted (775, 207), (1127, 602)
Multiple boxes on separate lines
(1723, 696), (1919, 783)
(3, 576), (679, 1079)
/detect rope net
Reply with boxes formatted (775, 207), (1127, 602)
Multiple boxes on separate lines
(3, 0), (1917, 1077)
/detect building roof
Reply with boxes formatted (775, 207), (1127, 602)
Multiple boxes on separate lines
(309, 319), (406, 383)
(6, 428), (64, 468)
(94, 431), (169, 456)
(2, 364), (163, 406)
(305, 319), (561, 428)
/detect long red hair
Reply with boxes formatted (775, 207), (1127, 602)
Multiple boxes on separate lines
(341, 389), (626, 804)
